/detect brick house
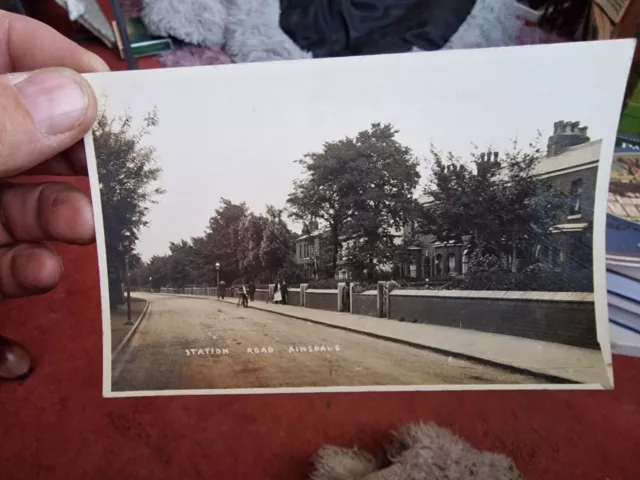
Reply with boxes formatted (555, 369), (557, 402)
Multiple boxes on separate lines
(294, 121), (600, 283)
(403, 120), (600, 281)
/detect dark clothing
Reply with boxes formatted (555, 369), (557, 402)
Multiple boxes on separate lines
(248, 282), (256, 302)
(279, 0), (476, 58)
(281, 283), (289, 305)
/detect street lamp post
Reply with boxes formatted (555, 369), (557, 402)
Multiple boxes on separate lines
(149, 276), (152, 293)
(215, 262), (220, 287)
(121, 230), (134, 326)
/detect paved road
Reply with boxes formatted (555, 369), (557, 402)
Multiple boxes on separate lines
(111, 293), (544, 392)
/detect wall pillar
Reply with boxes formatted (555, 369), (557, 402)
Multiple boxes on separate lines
(377, 281), (385, 317)
(300, 284), (308, 307)
(337, 282), (345, 311)
(349, 283), (354, 314)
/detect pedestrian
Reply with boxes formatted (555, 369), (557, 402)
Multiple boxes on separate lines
(272, 281), (282, 304)
(218, 280), (226, 300)
(281, 279), (289, 305)
(242, 284), (249, 308)
(248, 280), (256, 302)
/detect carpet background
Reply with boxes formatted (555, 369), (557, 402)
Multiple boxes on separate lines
(1, 173), (639, 480)
(1, 3), (639, 479)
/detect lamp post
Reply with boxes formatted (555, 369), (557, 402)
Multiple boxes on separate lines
(121, 230), (134, 325)
(149, 276), (152, 293)
(215, 262), (220, 287)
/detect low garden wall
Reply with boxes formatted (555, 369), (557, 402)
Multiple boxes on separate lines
(288, 288), (301, 306)
(351, 291), (378, 317)
(387, 290), (598, 349)
(305, 289), (339, 312)
(254, 288), (269, 302)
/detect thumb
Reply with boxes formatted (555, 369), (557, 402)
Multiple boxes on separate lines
(0, 67), (98, 177)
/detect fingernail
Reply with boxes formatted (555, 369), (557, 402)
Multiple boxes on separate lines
(12, 70), (88, 136)
(0, 336), (32, 381)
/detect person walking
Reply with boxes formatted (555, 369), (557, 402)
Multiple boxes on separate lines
(281, 280), (289, 305)
(218, 280), (226, 300)
(272, 281), (281, 304)
(237, 283), (248, 308)
(248, 280), (256, 302)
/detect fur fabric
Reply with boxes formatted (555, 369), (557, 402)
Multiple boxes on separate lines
(141, 0), (228, 47)
(156, 42), (233, 67)
(413, 0), (519, 52)
(140, 0), (311, 63)
(310, 422), (522, 480)
(223, 0), (312, 63)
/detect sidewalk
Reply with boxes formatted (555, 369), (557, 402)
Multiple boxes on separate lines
(214, 296), (610, 385)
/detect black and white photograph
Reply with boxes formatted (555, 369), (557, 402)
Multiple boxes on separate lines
(83, 40), (635, 397)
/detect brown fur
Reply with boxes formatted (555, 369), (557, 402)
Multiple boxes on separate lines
(310, 422), (522, 480)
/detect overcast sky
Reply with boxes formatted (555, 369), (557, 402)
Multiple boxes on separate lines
(85, 40), (635, 261)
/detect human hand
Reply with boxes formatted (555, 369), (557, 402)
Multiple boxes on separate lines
(0, 10), (110, 380)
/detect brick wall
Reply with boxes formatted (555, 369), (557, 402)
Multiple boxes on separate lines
(288, 290), (301, 306)
(352, 292), (378, 317)
(388, 291), (598, 349)
(254, 289), (269, 302)
(305, 290), (337, 312)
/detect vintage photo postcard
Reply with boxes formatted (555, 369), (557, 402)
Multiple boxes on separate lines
(83, 39), (635, 398)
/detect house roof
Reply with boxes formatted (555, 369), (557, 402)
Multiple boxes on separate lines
(534, 139), (601, 178)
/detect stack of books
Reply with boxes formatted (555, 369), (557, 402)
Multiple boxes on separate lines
(608, 129), (640, 357)
(53, 0), (172, 59)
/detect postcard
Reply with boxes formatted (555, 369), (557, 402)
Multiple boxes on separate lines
(82, 39), (636, 397)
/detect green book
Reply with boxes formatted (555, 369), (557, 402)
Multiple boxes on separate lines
(112, 17), (172, 60)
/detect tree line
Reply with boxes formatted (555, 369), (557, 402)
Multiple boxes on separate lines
(97, 108), (586, 307)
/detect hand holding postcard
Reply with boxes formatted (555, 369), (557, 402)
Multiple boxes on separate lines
(83, 40), (636, 398)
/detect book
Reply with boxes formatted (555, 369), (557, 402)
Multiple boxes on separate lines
(594, 0), (632, 23)
(112, 17), (173, 60)
(54, 0), (116, 49)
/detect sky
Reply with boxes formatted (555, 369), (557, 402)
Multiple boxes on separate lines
(85, 40), (635, 262)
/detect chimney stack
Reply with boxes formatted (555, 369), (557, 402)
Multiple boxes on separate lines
(546, 120), (590, 157)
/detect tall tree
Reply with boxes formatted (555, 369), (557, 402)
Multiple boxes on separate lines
(420, 137), (567, 271)
(341, 123), (420, 278)
(238, 213), (268, 278)
(93, 106), (164, 307)
(260, 206), (295, 280)
(202, 198), (249, 283)
(287, 123), (420, 276)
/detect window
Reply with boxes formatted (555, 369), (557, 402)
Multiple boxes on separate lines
(569, 178), (584, 216)
(462, 250), (469, 274)
(423, 256), (431, 279)
(409, 264), (417, 278)
(448, 253), (456, 274)
(435, 254), (443, 276)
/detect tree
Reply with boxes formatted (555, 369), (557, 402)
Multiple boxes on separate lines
(419, 136), (567, 271)
(94, 106), (164, 307)
(259, 206), (295, 280)
(201, 198), (249, 283)
(340, 123), (420, 279)
(287, 123), (420, 277)
(238, 213), (268, 278)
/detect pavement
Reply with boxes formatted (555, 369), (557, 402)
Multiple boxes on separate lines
(110, 293), (558, 393)
(209, 295), (611, 386)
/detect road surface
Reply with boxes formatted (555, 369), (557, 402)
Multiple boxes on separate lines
(111, 293), (544, 392)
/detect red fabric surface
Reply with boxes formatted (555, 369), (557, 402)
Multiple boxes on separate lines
(0, 178), (639, 479)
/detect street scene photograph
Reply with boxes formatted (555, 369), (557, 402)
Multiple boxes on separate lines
(83, 40), (635, 396)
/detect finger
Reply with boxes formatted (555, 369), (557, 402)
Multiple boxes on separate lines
(17, 140), (88, 177)
(0, 335), (32, 381)
(0, 182), (95, 246)
(0, 243), (63, 298)
(0, 67), (98, 177)
(0, 10), (109, 74)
